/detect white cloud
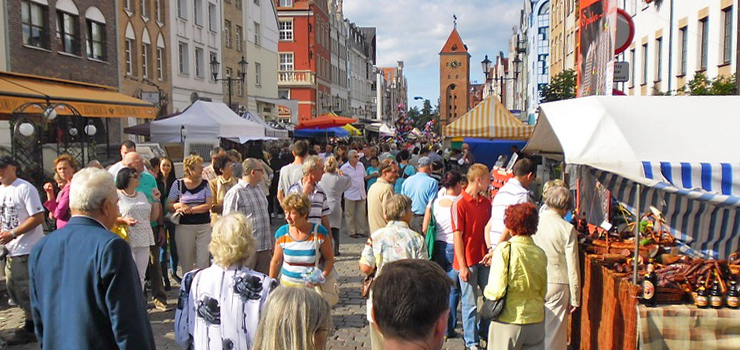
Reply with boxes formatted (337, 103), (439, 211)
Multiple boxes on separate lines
(344, 0), (522, 108)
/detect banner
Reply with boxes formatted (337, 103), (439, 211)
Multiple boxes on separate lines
(577, 0), (618, 97)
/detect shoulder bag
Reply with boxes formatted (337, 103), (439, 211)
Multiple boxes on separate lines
(313, 224), (340, 307)
(165, 180), (183, 225)
(479, 242), (512, 322)
(361, 269), (375, 298)
(425, 203), (437, 259)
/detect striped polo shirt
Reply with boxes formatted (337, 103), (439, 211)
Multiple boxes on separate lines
(275, 223), (329, 286)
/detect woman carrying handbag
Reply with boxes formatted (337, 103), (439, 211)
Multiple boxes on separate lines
(482, 203), (547, 350)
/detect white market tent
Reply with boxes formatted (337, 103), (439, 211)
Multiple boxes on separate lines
(525, 95), (740, 258)
(150, 101), (266, 143)
(242, 110), (290, 139)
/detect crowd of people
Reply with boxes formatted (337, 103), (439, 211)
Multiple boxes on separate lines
(0, 137), (582, 350)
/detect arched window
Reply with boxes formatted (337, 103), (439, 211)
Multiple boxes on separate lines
(124, 22), (135, 74)
(56, 0), (80, 55)
(85, 7), (107, 60)
(156, 34), (166, 81)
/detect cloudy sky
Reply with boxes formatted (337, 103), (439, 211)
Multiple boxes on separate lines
(344, 0), (523, 109)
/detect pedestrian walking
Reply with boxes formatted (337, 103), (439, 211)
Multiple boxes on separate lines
(367, 159), (399, 234)
(452, 164), (493, 350)
(0, 156), (45, 345)
(277, 140), (309, 203)
(394, 150), (416, 194)
(30, 168), (155, 349)
(401, 157), (439, 234)
(42, 154), (78, 229)
(208, 154), (237, 221)
(107, 140), (138, 177)
(202, 146), (225, 182)
(340, 150), (368, 238)
(158, 157), (180, 283)
(486, 158), (536, 248)
(318, 156), (352, 256)
(287, 155), (331, 230)
(222, 158), (273, 275)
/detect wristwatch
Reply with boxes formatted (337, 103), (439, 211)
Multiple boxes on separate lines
(11, 229), (18, 238)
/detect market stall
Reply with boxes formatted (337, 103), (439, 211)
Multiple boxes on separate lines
(241, 110), (289, 139)
(525, 96), (740, 350)
(149, 101), (267, 143)
(444, 95), (533, 140)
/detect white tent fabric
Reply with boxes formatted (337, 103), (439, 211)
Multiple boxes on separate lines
(150, 101), (265, 143)
(242, 111), (289, 139)
(525, 96), (740, 258)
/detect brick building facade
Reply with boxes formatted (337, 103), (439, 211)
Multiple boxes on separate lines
(439, 28), (470, 131)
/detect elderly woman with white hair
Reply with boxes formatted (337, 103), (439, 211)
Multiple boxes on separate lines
(175, 213), (277, 350)
(532, 186), (581, 350)
(287, 155), (331, 231)
(317, 156), (352, 256)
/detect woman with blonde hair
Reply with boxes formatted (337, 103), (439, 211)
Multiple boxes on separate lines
(175, 213), (277, 350)
(167, 154), (214, 273)
(253, 286), (332, 350)
(318, 156), (352, 256)
(43, 154), (79, 229)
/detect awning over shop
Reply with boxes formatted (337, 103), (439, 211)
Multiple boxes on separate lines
(0, 71), (157, 119)
(444, 95), (532, 140)
(524, 96), (740, 258)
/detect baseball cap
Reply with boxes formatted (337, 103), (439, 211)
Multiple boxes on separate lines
(0, 156), (19, 168)
(417, 157), (431, 168)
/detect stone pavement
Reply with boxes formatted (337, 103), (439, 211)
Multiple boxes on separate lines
(1, 218), (469, 350)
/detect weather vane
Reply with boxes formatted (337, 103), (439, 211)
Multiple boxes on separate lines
(453, 14), (458, 29)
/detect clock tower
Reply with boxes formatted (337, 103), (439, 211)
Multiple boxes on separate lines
(439, 27), (471, 132)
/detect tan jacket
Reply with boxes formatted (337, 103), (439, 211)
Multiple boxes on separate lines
(533, 209), (581, 307)
(367, 178), (394, 234)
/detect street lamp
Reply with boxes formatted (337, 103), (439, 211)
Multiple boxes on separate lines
(481, 55), (492, 80)
(211, 56), (248, 111)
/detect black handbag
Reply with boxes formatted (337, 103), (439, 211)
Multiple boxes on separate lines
(479, 242), (512, 322)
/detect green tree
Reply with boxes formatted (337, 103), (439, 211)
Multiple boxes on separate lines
(540, 69), (576, 102)
(682, 72), (737, 95)
(406, 99), (440, 134)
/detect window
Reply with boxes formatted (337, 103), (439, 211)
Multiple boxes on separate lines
(86, 20), (105, 60)
(279, 20), (293, 41)
(22, 1), (48, 49)
(279, 0), (292, 7)
(278, 88), (290, 99)
(225, 67), (232, 77)
(255, 62), (261, 86)
(155, 0), (162, 22)
(236, 70), (243, 96)
(194, 0), (203, 25)
(279, 53), (294, 71)
(57, 11), (79, 55)
(678, 27), (687, 75)
(208, 3), (216, 31)
(235, 25), (242, 52)
(156, 47), (165, 80)
(125, 39), (133, 75)
(236, 0), (242, 9)
(177, 0), (187, 19)
(723, 7), (732, 64)
(140, 0), (149, 18)
(195, 47), (204, 78)
(178, 42), (189, 74)
(642, 43), (648, 84)
(142, 43), (150, 78)
(209, 51), (217, 80)
(699, 17), (708, 70)
(224, 20), (231, 47)
(125, 0), (132, 11)
(254, 22), (261, 46)
(654, 38), (662, 82)
(630, 48), (635, 87)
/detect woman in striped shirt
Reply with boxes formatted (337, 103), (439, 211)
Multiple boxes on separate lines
(269, 193), (335, 287)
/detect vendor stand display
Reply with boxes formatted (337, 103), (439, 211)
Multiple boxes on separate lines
(525, 96), (740, 349)
(444, 95), (533, 140)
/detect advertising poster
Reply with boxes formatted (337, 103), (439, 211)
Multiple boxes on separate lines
(577, 0), (618, 96)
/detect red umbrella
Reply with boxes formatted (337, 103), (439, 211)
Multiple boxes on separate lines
(295, 113), (357, 130)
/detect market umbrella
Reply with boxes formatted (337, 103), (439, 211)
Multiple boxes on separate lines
(341, 124), (362, 136)
(295, 113), (357, 130)
(294, 127), (349, 138)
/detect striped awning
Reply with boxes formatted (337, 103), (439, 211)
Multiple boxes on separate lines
(445, 95), (533, 140)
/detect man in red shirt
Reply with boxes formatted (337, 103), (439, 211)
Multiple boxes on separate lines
(451, 163), (492, 350)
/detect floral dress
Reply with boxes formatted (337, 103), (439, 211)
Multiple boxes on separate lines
(175, 264), (277, 350)
(117, 191), (155, 248)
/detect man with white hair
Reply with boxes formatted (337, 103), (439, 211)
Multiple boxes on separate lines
(340, 150), (368, 238)
(29, 168), (155, 349)
(223, 158), (273, 274)
(287, 155), (331, 231)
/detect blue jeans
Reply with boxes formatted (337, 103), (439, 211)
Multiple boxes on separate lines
(432, 241), (461, 336)
(457, 263), (490, 347)
(160, 222), (179, 277)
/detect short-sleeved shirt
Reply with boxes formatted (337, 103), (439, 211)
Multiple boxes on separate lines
(287, 182), (330, 226)
(168, 179), (212, 225)
(277, 163), (303, 195)
(367, 178), (394, 234)
(451, 190), (492, 270)
(136, 171), (158, 227)
(400, 172), (439, 215)
(0, 178), (44, 256)
(366, 166), (379, 190)
(490, 178), (531, 247)
(340, 162), (367, 201)
(359, 220), (428, 275)
(274, 223), (329, 286)
(117, 191), (155, 248)
(222, 181), (273, 252)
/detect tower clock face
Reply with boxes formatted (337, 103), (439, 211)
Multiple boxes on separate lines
(449, 60), (461, 69)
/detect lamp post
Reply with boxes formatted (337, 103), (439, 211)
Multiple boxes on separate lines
(481, 55), (492, 96)
(210, 56), (248, 111)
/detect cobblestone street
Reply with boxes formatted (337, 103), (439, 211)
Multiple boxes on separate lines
(0, 219), (467, 350)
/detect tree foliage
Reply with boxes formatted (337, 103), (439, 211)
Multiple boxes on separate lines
(540, 69), (576, 102)
(682, 72), (737, 95)
(406, 99), (440, 133)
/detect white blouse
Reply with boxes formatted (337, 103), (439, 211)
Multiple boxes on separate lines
(175, 265), (277, 350)
(117, 190), (155, 248)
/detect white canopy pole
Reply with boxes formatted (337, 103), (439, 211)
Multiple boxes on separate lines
(632, 184), (641, 285)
